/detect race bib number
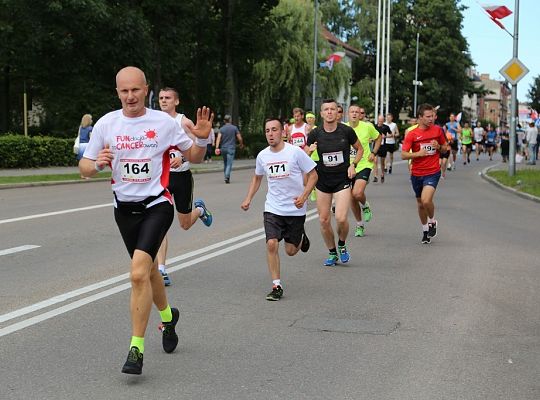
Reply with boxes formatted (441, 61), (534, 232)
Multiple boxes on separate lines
(420, 143), (437, 155)
(322, 151), (344, 167)
(266, 161), (289, 179)
(121, 158), (152, 183)
(350, 147), (357, 160)
(291, 136), (306, 147)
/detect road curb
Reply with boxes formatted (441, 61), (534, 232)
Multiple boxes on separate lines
(0, 164), (255, 190)
(480, 164), (540, 204)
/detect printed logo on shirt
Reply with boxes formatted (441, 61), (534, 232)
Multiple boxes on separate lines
(113, 129), (159, 150)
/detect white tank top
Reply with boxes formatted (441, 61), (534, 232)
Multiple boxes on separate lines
(170, 114), (191, 172)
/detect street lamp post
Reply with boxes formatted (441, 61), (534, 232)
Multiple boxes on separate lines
(311, 0), (319, 113)
(508, 0), (519, 176)
(413, 32), (420, 116)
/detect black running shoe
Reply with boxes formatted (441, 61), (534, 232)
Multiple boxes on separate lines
(121, 347), (143, 375)
(266, 285), (283, 301)
(300, 230), (310, 253)
(421, 232), (431, 244)
(428, 220), (437, 238)
(159, 307), (179, 353)
(389, 166), (392, 174)
(373, 176), (378, 183)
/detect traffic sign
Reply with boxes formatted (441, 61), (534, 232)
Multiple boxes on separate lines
(499, 58), (529, 85)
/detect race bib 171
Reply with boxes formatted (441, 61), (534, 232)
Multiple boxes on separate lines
(267, 161), (290, 179)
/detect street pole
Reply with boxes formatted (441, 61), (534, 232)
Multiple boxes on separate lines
(23, 80), (28, 137)
(385, 0), (391, 116)
(414, 32), (419, 117)
(508, 0), (519, 176)
(311, 0), (319, 113)
(374, 0), (381, 122)
(380, 0), (386, 116)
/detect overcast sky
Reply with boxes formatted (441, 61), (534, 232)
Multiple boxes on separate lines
(461, 0), (537, 103)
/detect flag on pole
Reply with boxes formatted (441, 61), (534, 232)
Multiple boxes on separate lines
(482, 4), (512, 19)
(320, 51), (345, 71)
(481, 4), (512, 30)
(456, 112), (462, 123)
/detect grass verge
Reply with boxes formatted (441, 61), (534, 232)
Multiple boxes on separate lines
(487, 169), (540, 197)
(0, 172), (111, 184)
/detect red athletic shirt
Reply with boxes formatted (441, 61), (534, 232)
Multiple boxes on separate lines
(402, 124), (446, 176)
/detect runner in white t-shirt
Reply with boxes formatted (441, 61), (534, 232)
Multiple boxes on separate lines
(473, 121), (485, 161)
(79, 67), (213, 376)
(155, 87), (213, 286)
(384, 113), (400, 174)
(241, 118), (317, 301)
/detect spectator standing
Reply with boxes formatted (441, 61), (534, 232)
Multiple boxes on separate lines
(215, 115), (244, 183)
(525, 122), (538, 165)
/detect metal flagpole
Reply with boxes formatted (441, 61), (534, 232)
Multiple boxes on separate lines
(380, 0), (386, 115)
(374, 0), (381, 122)
(311, 0), (319, 113)
(385, 0), (391, 116)
(414, 32), (419, 116)
(508, 0), (519, 176)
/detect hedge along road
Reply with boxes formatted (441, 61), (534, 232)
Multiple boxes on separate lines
(1, 159), (539, 399)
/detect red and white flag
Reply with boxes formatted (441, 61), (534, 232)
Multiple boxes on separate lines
(320, 51), (345, 71)
(482, 4), (512, 20)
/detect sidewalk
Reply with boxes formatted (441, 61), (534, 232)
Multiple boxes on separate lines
(0, 158), (256, 189)
(0, 158), (256, 177)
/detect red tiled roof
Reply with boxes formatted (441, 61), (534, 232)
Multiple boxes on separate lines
(321, 26), (362, 57)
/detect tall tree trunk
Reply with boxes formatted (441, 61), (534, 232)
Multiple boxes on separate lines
(1, 66), (10, 131)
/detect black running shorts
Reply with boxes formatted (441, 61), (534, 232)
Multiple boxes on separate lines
(315, 170), (351, 193)
(263, 212), (305, 246)
(168, 170), (194, 214)
(440, 150), (450, 159)
(353, 168), (371, 183)
(376, 146), (387, 158)
(114, 201), (174, 260)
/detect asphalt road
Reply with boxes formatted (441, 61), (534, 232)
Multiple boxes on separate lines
(0, 157), (538, 400)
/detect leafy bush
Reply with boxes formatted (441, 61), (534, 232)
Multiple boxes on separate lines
(0, 134), (77, 168)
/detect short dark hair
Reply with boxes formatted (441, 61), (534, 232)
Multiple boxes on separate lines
(292, 107), (304, 115)
(321, 98), (337, 109)
(160, 87), (179, 100)
(417, 103), (435, 117)
(264, 117), (283, 130)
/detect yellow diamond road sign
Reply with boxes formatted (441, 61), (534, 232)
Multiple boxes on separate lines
(499, 58), (529, 85)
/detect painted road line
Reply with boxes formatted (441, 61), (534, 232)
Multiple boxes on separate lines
(0, 245), (40, 256)
(0, 203), (113, 225)
(0, 209), (318, 325)
(0, 212), (319, 337)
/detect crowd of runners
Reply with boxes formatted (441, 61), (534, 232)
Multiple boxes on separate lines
(79, 66), (515, 376)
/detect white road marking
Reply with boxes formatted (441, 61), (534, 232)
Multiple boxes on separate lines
(0, 210), (319, 335)
(0, 203), (112, 225)
(0, 245), (40, 256)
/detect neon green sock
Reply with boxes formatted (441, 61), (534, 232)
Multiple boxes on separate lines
(159, 305), (172, 323)
(130, 336), (145, 354)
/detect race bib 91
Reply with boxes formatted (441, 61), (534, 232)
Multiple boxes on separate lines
(420, 143), (437, 155)
(266, 161), (289, 179)
(121, 158), (152, 183)
(322, 151), (344, 167)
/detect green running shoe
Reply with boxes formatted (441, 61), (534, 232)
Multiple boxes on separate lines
(362, 203), (372, 222)
(355, 225), (365, 237)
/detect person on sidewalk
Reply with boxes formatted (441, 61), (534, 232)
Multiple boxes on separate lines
(241, 118), (317, 300)
(525, 122), (538, 165)
(155, 86), (214, 286)
(401, 103), (447, 244)
(215, 115), (244, 183)
(79, 66), (213, 375)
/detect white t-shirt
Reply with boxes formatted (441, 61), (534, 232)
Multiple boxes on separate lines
(255, 142), (316, 216)
(169, 114), (191, 173)
(526, 126), (538, 145)
(384, 121), (397, 144)
(474, 127), (485, 142)
(84, 108), (193, 203)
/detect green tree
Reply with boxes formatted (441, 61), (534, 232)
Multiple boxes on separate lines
(527, 75), (540, 113)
